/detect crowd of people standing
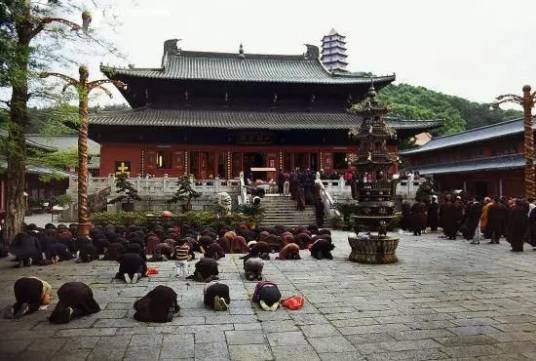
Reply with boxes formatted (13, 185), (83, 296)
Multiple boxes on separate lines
(402, 194), (536, 252)
(277, 168), (325, 227)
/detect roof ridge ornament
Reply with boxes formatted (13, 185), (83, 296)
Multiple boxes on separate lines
(304, 44), (320, 60)
(162, 38), (181, 68)
(238, 43), (245, 59)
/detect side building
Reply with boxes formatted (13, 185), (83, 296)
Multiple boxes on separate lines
(400, 117), (534, 199)
(90, 40), (439, 181)
(0, 130), (74, 218)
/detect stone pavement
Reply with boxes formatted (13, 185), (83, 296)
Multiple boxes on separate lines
(1, 231), (536, 361)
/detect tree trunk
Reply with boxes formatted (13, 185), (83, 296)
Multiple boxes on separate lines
(3, 10), (32, 245)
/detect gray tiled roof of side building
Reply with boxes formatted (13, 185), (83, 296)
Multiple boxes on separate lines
(406, 154), (524, 175)
(89, 108), (441, 131)
(25, 134), (101, 155)
(0, 128), (56, 152)
(400, 117), (533, 155)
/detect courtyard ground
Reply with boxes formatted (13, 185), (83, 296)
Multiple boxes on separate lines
(1, 230), (536, 361)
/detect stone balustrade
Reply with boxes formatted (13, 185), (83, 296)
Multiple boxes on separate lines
(68, 175), (242, 197)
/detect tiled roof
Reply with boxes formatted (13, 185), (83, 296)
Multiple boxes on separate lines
(0, 128), (56, 152)
(401, 117), (531, 155)
(89, 108), (440, 131)
(101, 49), (394, 85)
(26, 135), (100, 155)
(406, 154), (524, 175)
(0, 157), (71, 177)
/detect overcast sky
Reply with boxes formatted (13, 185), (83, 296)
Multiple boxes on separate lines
(89, 0), (535, 106)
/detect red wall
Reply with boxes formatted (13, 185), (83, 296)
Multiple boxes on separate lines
(99, 143), (367, 178)
(100, 144), (142, 177)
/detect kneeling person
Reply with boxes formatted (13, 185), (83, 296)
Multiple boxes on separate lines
(49, 282), (100, 324)
(116, 253), (147, 284)
(203, 282), (230, 311)
(3, 277), (52, 319)
(134, 286), (180, 323)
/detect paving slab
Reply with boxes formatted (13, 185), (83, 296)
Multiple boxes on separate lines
(1, 230), (536, 360)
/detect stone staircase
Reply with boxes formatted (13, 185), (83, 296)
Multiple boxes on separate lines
(258, 194), (318, 227)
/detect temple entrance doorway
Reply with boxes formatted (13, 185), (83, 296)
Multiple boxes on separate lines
(475, 181), (489, 200)
(243, 152), (267, 181)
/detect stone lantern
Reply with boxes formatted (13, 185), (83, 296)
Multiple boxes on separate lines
(347, 82), (399, 264)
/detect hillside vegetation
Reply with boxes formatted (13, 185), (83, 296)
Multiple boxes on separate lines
(378, 83), (523, 135)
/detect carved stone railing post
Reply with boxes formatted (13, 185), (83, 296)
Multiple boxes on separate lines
(163, 174), (168, 193)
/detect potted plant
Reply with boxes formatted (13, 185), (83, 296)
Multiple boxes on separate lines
(108, 173), (141, 212)
(168, 175), (201, 212)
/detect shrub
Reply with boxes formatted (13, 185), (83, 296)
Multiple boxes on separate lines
(329, 214), (344, 230)
(335, 201), (359, 226)
(90, 210), (256, 230)
(91, 211), (148, 226)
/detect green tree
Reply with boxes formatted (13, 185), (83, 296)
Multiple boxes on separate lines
(377, 84), (523, 135)
(0, 0), (121, 243)
(108, 173), (141, 212)
(168, 176), (202, 212)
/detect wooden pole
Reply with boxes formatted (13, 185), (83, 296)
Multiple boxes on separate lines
(523, 85), (535, 199)
(78, 66), (91, 237)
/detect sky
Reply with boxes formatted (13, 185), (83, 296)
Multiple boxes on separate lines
(83, 0), (536, 106)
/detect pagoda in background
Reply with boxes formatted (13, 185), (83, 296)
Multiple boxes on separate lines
(321, 28), (348, 71)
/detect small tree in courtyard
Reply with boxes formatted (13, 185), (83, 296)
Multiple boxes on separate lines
(108, 173), (141, 212)
(415, 179), (435, 202)
(168, 176), (201, 212)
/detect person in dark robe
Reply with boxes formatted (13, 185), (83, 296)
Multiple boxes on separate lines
(265, 234), (283, 252)
(252, 281), (281, 311)
(230, 235), (249, 253)
(198, 235), (216, 254)
(310, 238), (335, 260)
(145, 235), (160, 256)
(296, 186), (306, 211)
(427, 196), (439, 232)
(3, 277), (52, 319)
(289, 171), (298, 200)
(9, 232), (42, 267)
(115, 253), (147, 284)
(400, 201), (411, 231)
(314, 182), (325, 227)
(487, 198), (508, 244)
(277, 243), (301, 260)
(149, 242), (174, 261)
(46, 241), (73, 263)
(243, 241), (271, 260)
(304, 169), (315, 205)
(186, 257), (219, 282)
(277, 170), (286, 194)
(410, 201), (427, 236)
(205, 242), (225, 260)
(528, 206), (536, 248)
(236, 225), (257, 242)
(57, 228), (75, 253)
(102, 242), (124, 261)
(295, 233), (312, 250)
(506, 199), (529, 252)
(203, 282), (230, 311)
(49, 282), (100, 324)
(133, 286), (180, 323)
(462, 199), (482, 241)
(441, 197), (460, 240)
(244, 257), (264, 281)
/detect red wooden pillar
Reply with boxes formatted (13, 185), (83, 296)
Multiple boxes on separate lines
(184, 151), (189, 176)
(226, 152), (232, 179)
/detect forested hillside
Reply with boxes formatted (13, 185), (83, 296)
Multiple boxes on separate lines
(378, 84), (523, 135)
